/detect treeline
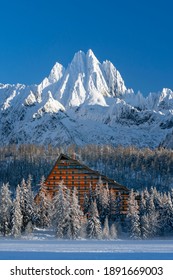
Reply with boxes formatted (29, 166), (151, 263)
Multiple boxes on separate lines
(127, 187), (173, 239)
(1, 177), (173, 239)
(0, 144), (172, 193)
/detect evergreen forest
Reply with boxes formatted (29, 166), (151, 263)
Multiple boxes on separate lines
(0, 144), (173, 239)
(0, 144), (172, 194)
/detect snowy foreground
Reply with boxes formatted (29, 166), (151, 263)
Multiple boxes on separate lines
(0, 229), (173, 260)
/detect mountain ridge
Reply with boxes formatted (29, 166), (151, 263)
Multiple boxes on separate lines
(0, 49), (173, 148)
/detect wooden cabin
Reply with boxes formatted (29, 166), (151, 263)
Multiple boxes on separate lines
(36, 154), (129, 214)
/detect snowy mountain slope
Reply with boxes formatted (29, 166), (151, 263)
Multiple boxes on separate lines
(0, 50), (173, 148)
(160, 130), (173, 149)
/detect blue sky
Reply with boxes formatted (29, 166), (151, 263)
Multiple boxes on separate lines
(0, 0), (173, 95)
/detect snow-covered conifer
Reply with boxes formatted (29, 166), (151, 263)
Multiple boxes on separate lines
(139, 191), (149, 239)
(109, 223), (118, 239)
(126, 189), (141, 239)
(20, 176), (35, 232)
(140, 214), (150, 239)
(114, 192), (123, 233)
(86, 200), (102, 239)
(108, 190), (116, 222)
(95, 179), (109, 225)
(63, 188), (72, 239)
(24, 221), (33, 235)
(37, 192), (51, 228)
(11, 185), (23, 237)
(146, 194), (160, 237)
(0, 183), (12, 236)
(83, 193), (89, 215)
(68, 187), (83, 239)
(159, 193), (173, 236)
(102, 216), (110, 239)
(52, 181), (68, 238)
(26, 175), (35, 223)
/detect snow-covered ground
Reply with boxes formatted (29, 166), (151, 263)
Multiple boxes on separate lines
(0, 229), (173, 260)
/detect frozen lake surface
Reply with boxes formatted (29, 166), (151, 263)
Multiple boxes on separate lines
(0, 229), (173, 260)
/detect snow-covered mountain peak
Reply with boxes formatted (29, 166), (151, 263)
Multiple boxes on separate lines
(48, 62), (65, 84)
(159, 88), (173, 100)
(69, 50), (86, 73)
(33, 91), (65, 119)
(86, 49), (99, 63)
(87, 49), (95, 57)
(102, 60), (127, 96)
(44, 91), (65, 112)
(38, 49), (128, 107)
(1, 49), (173, 148)
(156, 88), (173, 110)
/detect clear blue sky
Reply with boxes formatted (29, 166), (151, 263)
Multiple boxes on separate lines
(0, 0), (173, 95)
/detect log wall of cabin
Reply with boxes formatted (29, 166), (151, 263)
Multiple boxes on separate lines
(41, 158), (129, 213)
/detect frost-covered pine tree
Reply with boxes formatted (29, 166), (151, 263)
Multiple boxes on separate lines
(20, 178), (28, 231)
(63, 188), (72, 239)
(115, 192), (123, 233)
(11, 185), (23, 237)
(86, 200), (102, 239)
(151, 187), (161, 211)
(108, 190), (116, 222)
(52, 181), (68, 238)
(159, 193), (173, 236)
(126, 189), (141, 239)
(20, 177), (35, 232)
(26, 175), (36, 225)
(95, 179), (109, 226)
(140, 214), (150, 239)
(37, 192), (51, 228)
(0, 183), (12, 236)
(146, 193), (160, 237)
(139, 191), (149, 239)
(102, 216), (110, 239)
(68, 187), (83, 239)
(88, 183), (94, 205)
(109, 223), (118, 239)
(143, 188), (150, 201)
(83, 193), (89, 215)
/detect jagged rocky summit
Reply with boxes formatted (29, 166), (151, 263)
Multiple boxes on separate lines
(0, 49), (173, 148)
